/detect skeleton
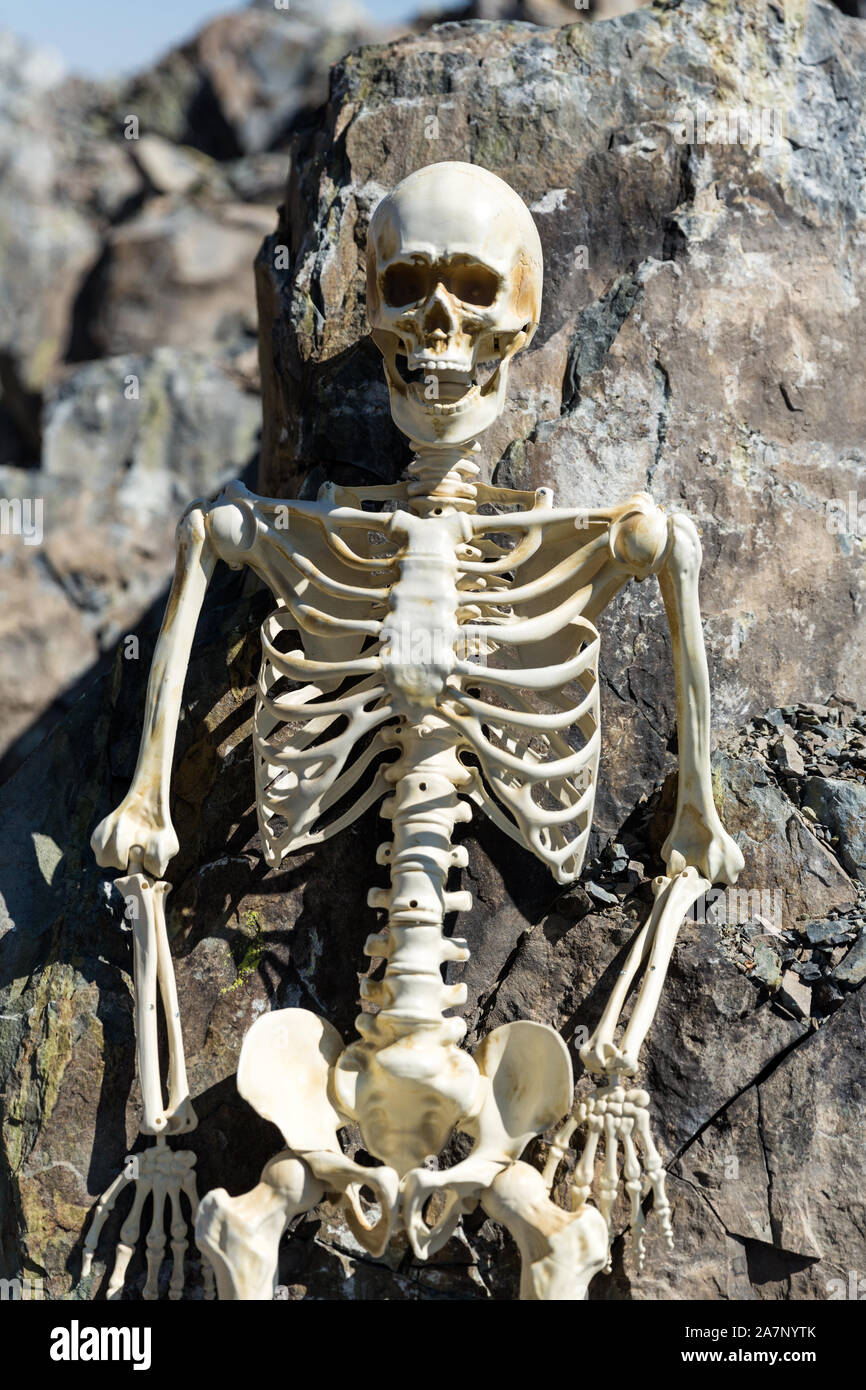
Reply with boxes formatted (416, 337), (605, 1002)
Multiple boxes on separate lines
(88, 162), (743, 1300)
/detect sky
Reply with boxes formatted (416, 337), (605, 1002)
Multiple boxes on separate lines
(0, 0), (418, 79)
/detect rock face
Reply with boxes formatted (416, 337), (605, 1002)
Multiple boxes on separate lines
(1, 0), (865, 1305)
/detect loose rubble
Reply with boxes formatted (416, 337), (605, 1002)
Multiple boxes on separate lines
(580, 700), (865, 1031)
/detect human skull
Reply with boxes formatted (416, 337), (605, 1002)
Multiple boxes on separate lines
(366, 162), (543, 446)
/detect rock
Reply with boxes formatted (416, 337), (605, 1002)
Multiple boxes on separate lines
(802, 919), (854, 946)
(555, 884), (593, 922)
(802, 777), (866, 885)
(757, 991), (866, 1287)
(477, 908), (634, 1043)
(773, 734), (805, 775)
(812, 978), (845, 1015)
(674, 1086), (774, 1247)
(117, 3), (390, 159)
(750, 943), (783, 991)
(673, 991), (866, 1298)
(86, 198), (276, 357)
(224, 152), (291, 206)
(794, 960), (823, 982)
(777, 968), (812, 1020)
(0, 34), (102, 429)
(585, 881), (620, 907)
(698, 753), (857, 930)
(832, 929), (866, 987)
(132, 135), (217, 196)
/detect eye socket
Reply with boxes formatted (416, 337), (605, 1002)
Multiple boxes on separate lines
(381, 260), (502, 309)
(383, 262), (430, 307)
(445, 263), (500, 307)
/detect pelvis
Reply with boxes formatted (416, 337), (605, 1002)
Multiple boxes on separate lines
(233, 1006), (575, 1261)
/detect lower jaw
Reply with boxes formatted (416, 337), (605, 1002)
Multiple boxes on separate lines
(383, 360), (509, 443)
(407, 383), (482, 416)
(393, 395), (502, 444)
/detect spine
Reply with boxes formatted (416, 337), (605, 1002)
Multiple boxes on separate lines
(405, 440), (481, 516)
(357, 751), (472, 1048)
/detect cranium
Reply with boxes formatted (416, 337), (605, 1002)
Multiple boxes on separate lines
(366, 161), (543, 445)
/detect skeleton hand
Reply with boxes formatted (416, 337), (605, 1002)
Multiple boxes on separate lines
(570, 1082), (672, 1272)
(82, 1138), (213, 1300)
(662, 807), (743, 885)
(91, 790), (179, 878)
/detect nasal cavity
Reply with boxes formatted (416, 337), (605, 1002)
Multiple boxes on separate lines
(424, 295), (453, 336)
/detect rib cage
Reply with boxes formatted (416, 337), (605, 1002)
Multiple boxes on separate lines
(238, 490), (610, 882)
(443, 512), (604, 883)
(246, 503), (400, 865)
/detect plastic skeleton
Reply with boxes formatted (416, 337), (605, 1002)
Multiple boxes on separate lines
(89, 162), (743, 1300)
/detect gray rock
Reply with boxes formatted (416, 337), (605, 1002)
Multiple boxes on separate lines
(802, 777), (866, 885)
(585, 881), (620, 907)
(802, 919), (854, 946)
(700, 753), (857, 930)
(750, 943), (783, 991)
(759, 991), (866, 1285)
(132, 134), (219, 196)
(793, 961), (823, 982)
(673, 991), (866, 1298)
(555, 884), (593, 922)
(832, 929), (866, 987)
(0, 34), (101, 411)
(777, 969), (812, 1020)
(812, 978), (845, 1015)
(773, 734), (805, 776)
(675, 1086), (774, 1246)
(116, 4), (390, 158)
(87, 198), (276, 357)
